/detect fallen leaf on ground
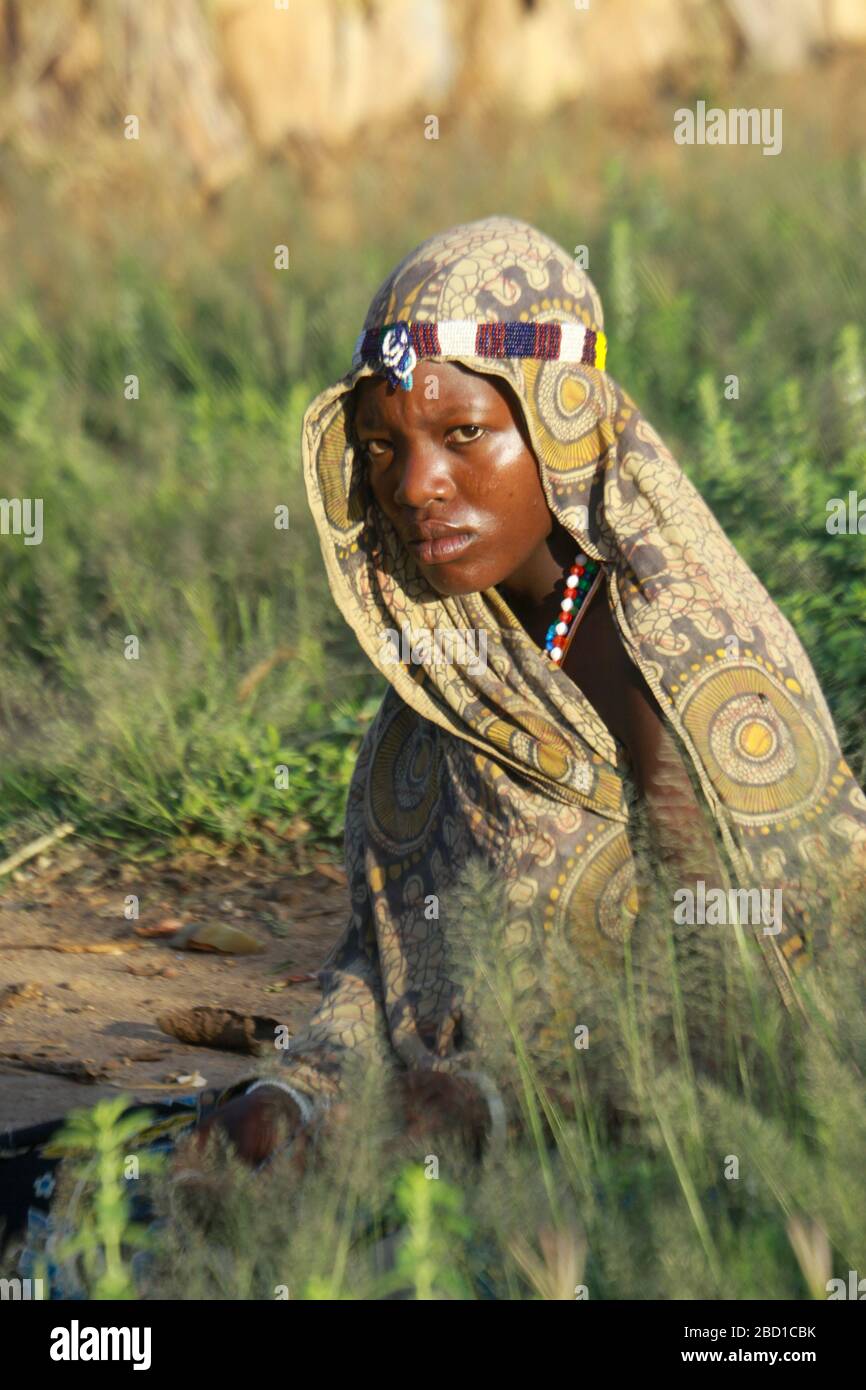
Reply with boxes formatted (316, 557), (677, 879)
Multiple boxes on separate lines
(166, 1070), (208, 1087)
(157, 1005), (281, 1055)
(174, 922), (265, 954)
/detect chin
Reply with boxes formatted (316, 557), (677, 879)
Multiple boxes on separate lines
(420, 564), (492, 598)
(424, 577), (477, 598)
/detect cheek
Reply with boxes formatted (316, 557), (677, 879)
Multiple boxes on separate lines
(481, 451), (550, 543)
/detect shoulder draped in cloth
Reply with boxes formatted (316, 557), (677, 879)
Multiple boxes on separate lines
(276, 215), (866, 1102)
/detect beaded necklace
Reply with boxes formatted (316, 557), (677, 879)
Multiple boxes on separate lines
(544, 553), (601, 662)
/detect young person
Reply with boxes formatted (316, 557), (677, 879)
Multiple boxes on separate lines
(203, 214), (866, 1160)
(6, 218), (864, 1218)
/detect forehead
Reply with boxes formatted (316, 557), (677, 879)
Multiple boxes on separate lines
(352, 360), (515, 425)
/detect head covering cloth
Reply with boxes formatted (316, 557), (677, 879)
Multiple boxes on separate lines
(285, 216), (866, 1099)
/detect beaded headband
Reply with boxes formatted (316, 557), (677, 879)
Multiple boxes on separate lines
(352, 319), (608, 391)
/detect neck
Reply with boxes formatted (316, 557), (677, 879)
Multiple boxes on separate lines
(498, 523), (575, 603)
(496, 524), (577, 639)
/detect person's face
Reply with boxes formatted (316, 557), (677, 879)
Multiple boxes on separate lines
(352, 361), (553, 598)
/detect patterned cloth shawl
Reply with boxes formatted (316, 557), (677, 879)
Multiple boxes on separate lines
(281, 214), (866, 1105)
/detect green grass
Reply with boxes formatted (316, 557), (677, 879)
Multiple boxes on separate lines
(0, 108), (864, 860)
(1, 95), (864, 1299)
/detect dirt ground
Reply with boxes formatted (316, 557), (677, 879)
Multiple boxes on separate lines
(0, 840), (346, 1132)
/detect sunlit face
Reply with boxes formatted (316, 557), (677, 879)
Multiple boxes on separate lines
(352, 361), (553, 597)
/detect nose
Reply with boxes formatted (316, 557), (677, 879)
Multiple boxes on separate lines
(392, 440), (456, 511)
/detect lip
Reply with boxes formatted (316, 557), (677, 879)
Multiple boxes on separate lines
(403, 522), (478, 564)
(408, 528), (478, 561)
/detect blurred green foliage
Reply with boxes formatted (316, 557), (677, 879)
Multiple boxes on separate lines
(0, 116), (863, 859)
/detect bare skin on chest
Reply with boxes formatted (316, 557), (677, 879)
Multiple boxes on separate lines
(504, 570), (642, 757)
(558, 580), (638, 753)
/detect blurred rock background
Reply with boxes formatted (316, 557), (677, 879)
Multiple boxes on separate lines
(1, 0), (865, 201)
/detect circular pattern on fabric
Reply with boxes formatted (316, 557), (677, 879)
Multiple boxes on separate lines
(558, 374), (589, 414)
(483, 712), (575, 784)
(521, 359), (613, 481)
(551, 827), (639, 954)
(366, 703), (441, 853)
(679, 663), (828, 824)
(521, 713), (573, 780)
(595, 857), (639, 940)
(709, 694), (795, 783)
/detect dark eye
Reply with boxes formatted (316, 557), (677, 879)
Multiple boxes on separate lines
(449, 424), (486, 443)
(360, 438), (392, 462)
